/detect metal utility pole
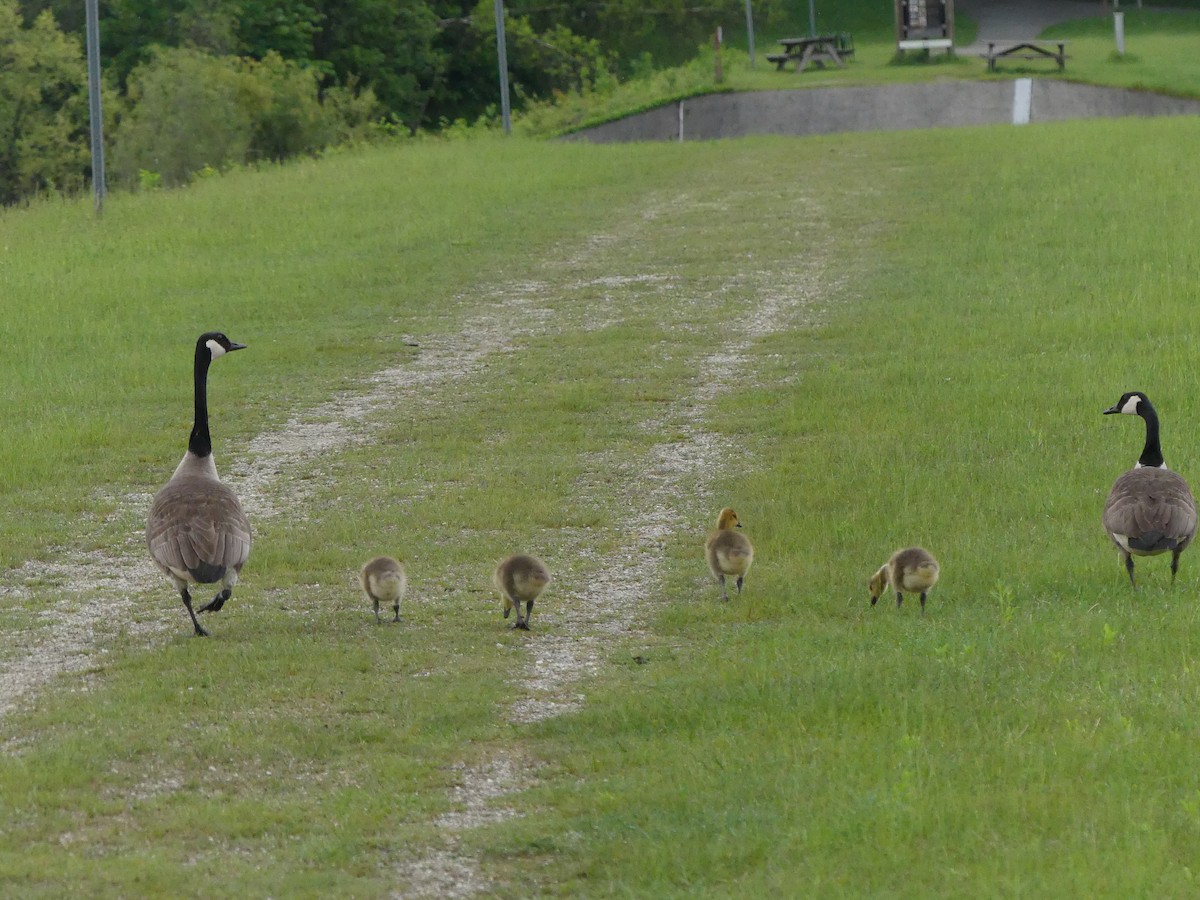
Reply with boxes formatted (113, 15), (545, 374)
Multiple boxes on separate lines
(745, 0), (756, 68)
(808, 0), (817, 37)
(494, 0), (512, 135)
(85, 0), (106, 213)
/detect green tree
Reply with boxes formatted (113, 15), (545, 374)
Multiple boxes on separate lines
(0, 0), (92, 204)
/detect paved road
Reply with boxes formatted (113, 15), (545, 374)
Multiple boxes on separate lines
(957, 0), (1160, 53)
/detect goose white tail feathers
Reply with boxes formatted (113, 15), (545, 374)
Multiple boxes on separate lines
(1102, 391), (1197, 587)
(869, 547), (939, 614)
(146, 332), (250, 637)
(360, 556), (407, 624)
(706, 507), (754, 601)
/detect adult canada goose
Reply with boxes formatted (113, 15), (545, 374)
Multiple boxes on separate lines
(869, 547), (940, 614)
(360, 555), (407, 624)
(146, 332), (250, 637)
(705, 507), (754, 601)
(494, 554), (551, 630)
(1102, 391), (1197, 587)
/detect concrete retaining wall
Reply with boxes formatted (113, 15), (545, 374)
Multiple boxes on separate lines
(561, 82), (1200, 143)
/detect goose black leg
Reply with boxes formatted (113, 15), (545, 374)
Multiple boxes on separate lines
(1124, 554), (1136, 588)
(920, 593), (927, 615)
(199, 588), (232, 613)
(1171, 549), (1183, 583)
(895, 591), (903, 609)
(180, 587), (209, 637)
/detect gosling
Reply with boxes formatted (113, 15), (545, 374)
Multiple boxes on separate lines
(869, 547), (940, 614)
(494, 554), (551, 631)
(360, 556), (407, 624)
(705, 507), (754, 601)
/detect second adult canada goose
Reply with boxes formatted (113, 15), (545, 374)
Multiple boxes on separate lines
(705, 507), (754, 601)
(146, 332), (250, 637)
(869, 547), (940, 614)
(360, 555), (407, 624)
(494, 554), (551, 630)
(1102, 391), (1197, 587)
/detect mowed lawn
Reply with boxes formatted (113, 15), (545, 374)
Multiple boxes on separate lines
(3, 115), (1200, 896)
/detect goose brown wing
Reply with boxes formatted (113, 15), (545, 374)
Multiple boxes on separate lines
(1103, 468), (1198, 548)
(147, 476), (252, 578)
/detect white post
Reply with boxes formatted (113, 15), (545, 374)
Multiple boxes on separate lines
(1114, 11), (1125, 55)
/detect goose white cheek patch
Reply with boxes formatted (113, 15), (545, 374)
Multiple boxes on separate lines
(1121, 395), (1141, 415)
(206, 339), (227, 359)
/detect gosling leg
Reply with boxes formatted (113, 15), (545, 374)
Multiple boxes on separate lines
(920, 593), (927, 615)
(895, 591), (903, 609)
(718, 574), (729, 602)
(735, 575), (744, 596)
(374, 600), (381, 625)
(392, 604), (400, 623)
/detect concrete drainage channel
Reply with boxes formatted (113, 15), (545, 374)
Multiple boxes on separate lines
(561, 81), (1200, 143)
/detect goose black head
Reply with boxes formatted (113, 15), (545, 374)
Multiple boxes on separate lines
(1104, 391), (1151, 417)
(197, 332), (247, 362)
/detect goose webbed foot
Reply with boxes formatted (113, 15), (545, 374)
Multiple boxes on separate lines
(392, 606), (401, 623)
(198, 588), (232, 613)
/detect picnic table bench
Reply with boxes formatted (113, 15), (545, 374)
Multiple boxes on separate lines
(986, 40), (1069, 72)
(768, 33), (854, 73)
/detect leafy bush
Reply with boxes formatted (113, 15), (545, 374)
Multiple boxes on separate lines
(111, 46), (376, 188)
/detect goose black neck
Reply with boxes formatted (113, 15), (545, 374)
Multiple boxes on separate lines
(1138, 402), (1165, 468)
(188, 345), (213, 458)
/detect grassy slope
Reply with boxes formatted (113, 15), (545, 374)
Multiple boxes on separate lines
(471, 119), (1200, 895)
(4, 115), (1200, 896)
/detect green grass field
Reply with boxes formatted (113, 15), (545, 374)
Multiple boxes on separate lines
(4, 112), (1200, 895)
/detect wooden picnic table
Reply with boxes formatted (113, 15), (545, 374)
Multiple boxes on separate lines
(767, 34), (853, 73)
(986, 40), (1069, 72)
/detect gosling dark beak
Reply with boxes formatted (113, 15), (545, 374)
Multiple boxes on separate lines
(736, 522), (743, 528)
(228, 342), (247, 352)
(1103, 405), (1119, 415)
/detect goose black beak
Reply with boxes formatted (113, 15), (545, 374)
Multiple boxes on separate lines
(1103, 405), (1119, 415)
(228, 342), (247, 352)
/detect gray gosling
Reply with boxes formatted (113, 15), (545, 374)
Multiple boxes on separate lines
(705, 507), (754, 601)
(869, 547), (939, 614)
(146, 332), (250, 637)
(360, 556), (407, 624)
(494, 554), (551, 631)
(1102, 391), (1198, 587)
